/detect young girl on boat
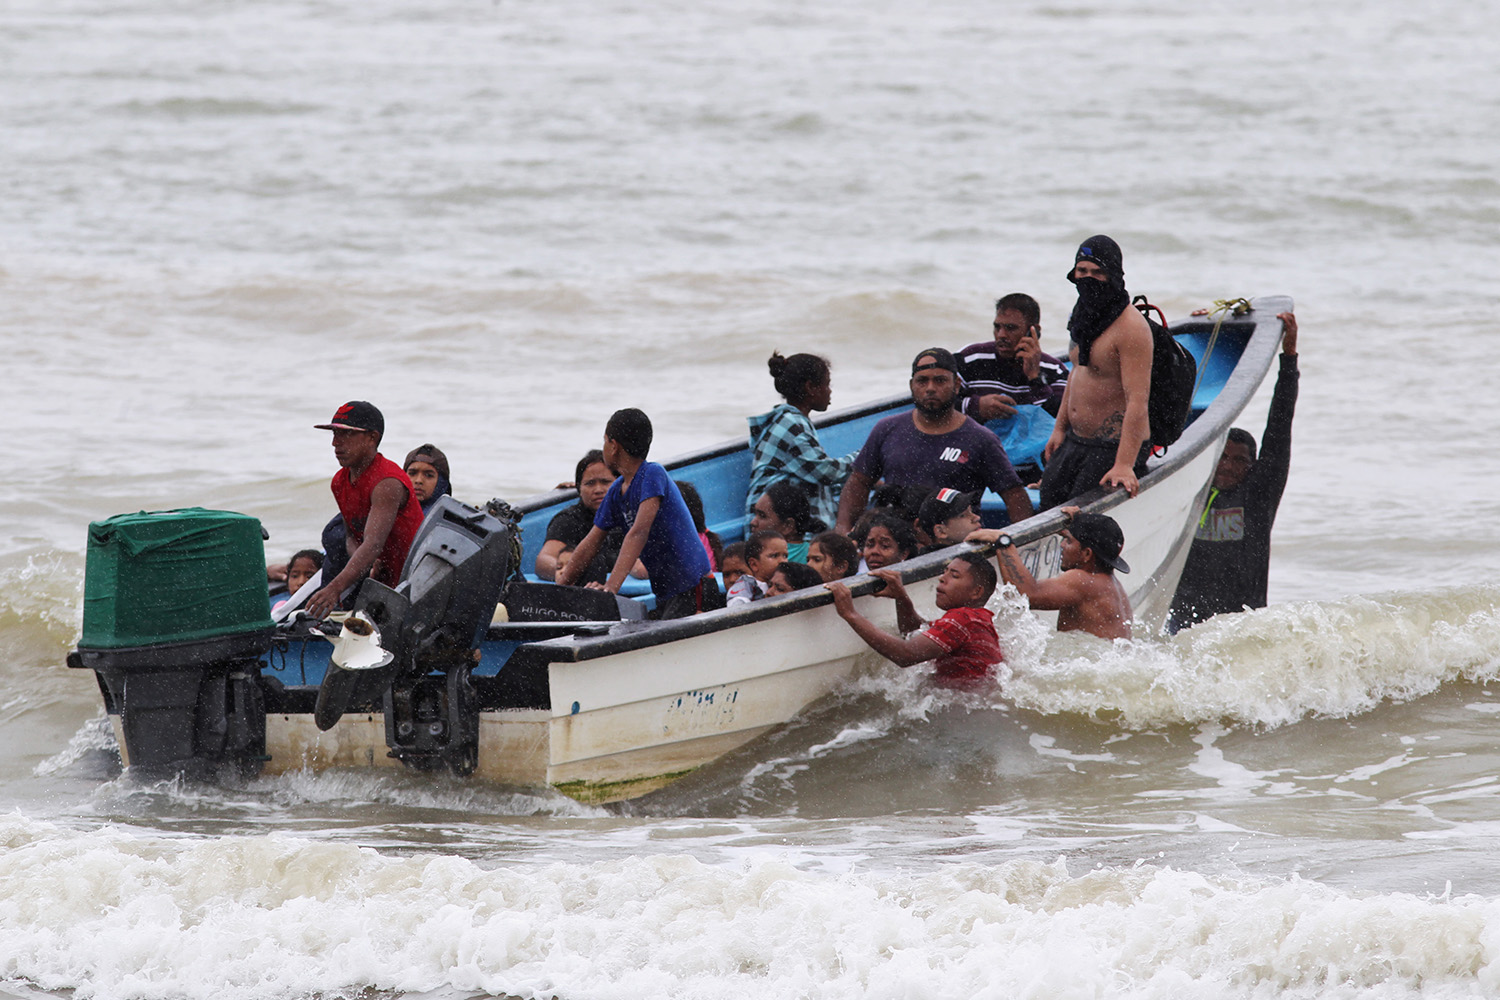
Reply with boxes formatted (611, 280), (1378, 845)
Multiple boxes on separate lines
(746, 352), (855, 535)
(748, 480), (819, 562)
(858, 514), (916, 574)
(807, 531), (858, 583)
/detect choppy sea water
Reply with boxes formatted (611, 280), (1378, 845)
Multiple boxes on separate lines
(5, 0), (1500, 997)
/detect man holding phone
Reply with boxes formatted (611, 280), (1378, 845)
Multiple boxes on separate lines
(956, 292), (1069, 420)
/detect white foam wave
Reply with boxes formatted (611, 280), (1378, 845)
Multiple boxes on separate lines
(84, 764), (604, 821)
(32, 714), (119, 777)
(4, 815), (1500, 1000)
(1000, 587), (1500, 730)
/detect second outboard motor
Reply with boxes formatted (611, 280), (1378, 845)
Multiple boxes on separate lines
(314, 495), (514, 774)
(67, 508), (274, 779)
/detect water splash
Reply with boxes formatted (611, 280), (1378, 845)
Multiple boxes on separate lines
(1000, 586), (1500, 730)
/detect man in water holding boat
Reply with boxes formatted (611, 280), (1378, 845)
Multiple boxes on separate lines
(826, 551), (1003, 687)
(306, 401), (424, 618)
(1039, 236), (1154, 508)
(969, 509), (1133, 640)
(1168, 311), (1299, 631)
(834, 348), (1034, 533)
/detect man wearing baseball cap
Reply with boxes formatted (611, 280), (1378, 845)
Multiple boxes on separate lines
(915, 488), (982, 555)
(969, 507), (1133, 639)
(835, 348), (1033, 535)
(305, 401), (425, 618)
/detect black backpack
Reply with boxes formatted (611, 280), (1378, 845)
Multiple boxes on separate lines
(1133, 295), (1197, 451)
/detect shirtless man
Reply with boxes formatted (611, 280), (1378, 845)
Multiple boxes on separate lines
(1039, 236), (1154, 509)
(969, 509), (1132, 640)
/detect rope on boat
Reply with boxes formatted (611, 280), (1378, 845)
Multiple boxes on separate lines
(1191, 297), (1253, 397)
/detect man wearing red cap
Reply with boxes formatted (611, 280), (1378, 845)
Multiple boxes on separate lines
(306, 401), (425, 618)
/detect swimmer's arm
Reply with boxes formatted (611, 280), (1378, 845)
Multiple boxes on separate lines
(869, 568), (926, 634)
(971, 528), (1045, 601)
(826, 581), (944, 667)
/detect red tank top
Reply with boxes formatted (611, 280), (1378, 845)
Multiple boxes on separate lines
(330, 453), (425, 587)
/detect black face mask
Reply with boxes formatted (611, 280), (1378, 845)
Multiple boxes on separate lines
(1066, 271), (1129, 366)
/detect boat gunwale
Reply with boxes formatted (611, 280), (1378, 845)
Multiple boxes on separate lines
(507, 295), (1292, 663)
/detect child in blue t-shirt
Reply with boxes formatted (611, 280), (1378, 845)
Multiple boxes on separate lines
(556, 408), (720, 619)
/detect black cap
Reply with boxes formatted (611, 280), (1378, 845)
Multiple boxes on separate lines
(911, 347), (960, 376)
(1074, 235), (1124, 278)
(917, 488), (978, 534)
(1068, 512), (1130, 573)
(315, 401), (384, 438)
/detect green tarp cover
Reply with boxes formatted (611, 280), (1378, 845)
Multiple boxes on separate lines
(81, 508), (274, 649)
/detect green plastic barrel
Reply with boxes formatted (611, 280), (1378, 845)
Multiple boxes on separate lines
(80, 508), (274, 650)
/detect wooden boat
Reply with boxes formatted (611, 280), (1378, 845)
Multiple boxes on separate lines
(73, 296), (1292, 804)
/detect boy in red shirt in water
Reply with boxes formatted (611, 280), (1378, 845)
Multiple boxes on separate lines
(826, 550), (1001, 686)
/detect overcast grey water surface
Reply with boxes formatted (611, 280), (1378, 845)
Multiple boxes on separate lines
(5, 1), (1500, 997)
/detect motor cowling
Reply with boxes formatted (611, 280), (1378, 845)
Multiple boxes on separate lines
(68, 509), (274, 776)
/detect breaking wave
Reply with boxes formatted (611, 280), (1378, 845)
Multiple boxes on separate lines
(999, 586), (1500, 730)
(2, 814), (1498, 1000)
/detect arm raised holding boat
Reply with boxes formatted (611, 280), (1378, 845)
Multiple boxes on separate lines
(1167, 311), (1300, 631)
(826, 573), (946, 668)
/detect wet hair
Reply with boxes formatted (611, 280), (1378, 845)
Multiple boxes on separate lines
(721, 541), (746, 566)
(403, 444), (450, 483)
(948, 550), (997, 603)
(289, 549), (324, 571)
(1226, 427), (1258, 463)
(810, 531), (858, 578)
(767, 352), (831, 407)
(993, 292), (1041, 330)
(605, 408), (653, 459)
(772, 561), (824, 593)
(862, 514), (917, 562)
(758, 480), (817, 536)
(574, 449), (607, 488)
(744, 530), (786, 563)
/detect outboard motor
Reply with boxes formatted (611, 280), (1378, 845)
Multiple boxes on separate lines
(68, 508), (274, 778)
(314, 494), (514, 775)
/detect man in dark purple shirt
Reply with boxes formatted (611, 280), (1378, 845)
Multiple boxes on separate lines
(835, 348), (1035, 534)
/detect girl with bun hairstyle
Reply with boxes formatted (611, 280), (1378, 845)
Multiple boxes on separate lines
(745, 351), (856, 535)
